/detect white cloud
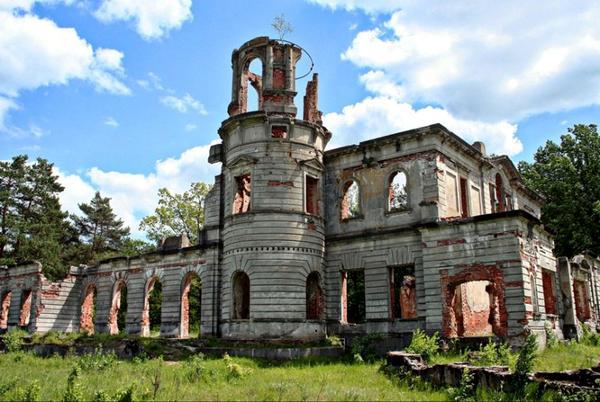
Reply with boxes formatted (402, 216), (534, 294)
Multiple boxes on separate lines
(104, 116), (119, 127)
(308, 0), (402, 14)
(0, 9), (130, 134)
(56, 142), (221, 237)
(0, 0), (75, 12)
(324, 96), (522, 156)
(184, 123), (197, 132)
(333, 1), (600, 122)
(161, 94), (207, 115)
(94, 0), (193, 40)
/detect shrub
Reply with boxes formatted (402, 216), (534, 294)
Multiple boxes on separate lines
(223, 353), (251, 379)
(544, 322), (559, 349)
(468, 342), (515, 368)
(405, 329), (439, 362)
(1, 328), (28, 352)
(326, 335), (343, 347)
(350, 333), (385, 362)
(515, 334), (537, 375)
(184, 354), (206, 382)
(77, 346), (117, 371)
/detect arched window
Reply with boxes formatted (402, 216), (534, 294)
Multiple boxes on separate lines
(495, 173), (505, 212)
(341, 180), (360, 220)
(388, 171), (408, 212)
(142, 277), (162, 337)
(0, 291), (12, 329)
(180, 273), (202, 338)
(108, 280), (127, 335)
(18, 289), (32, 327)
(306, 272), (324, 320)
(80, 284), (96, 334)
(244, 58), (263, 112)
(232, 272), (250, 319)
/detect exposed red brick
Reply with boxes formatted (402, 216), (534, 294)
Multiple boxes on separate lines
(400, 276), (417, 319)
(542, 270), (557, 315)
(573, 280), (591, 321)
(306, 176), (319, 215)
(80, 284), (96, 335)
(306, 272), (324, 320)
(141, 277), (159, 337)
(0, 291), (12, 329)
(505, 281), (524, 288)
(303, 73), (322, 124)
(267, 180), (294, 187)
(18, 289), (32, 327)
(341, 271), (348, 323)
(271, 125), (287, 138)
(233, 174), (251, 214)
(108, 281), (126, 335)
(440, 264), (508, 338)
(523, 296), (532, 305)
(273, 68), (285, 89)
(437, 239), (466, 246)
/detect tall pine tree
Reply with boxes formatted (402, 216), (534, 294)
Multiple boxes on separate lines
(72, 192), (130, 262)
(0, 155), (76, 280)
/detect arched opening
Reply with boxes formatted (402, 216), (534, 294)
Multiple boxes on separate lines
(573, 279), (591, 322)
(80, 284), (96, 334)
(232, 271), (250, 320)
(495, 173), (505, 212)
(245, 58), (263, 112)
(142, 277), (162, 337)
(306, 272), (324, 320)
(0, 291), (12, 329)
(18, 289), (32, 327)
(389, 265), (417, 320)
(388, 171), (408, 212)
(341, 270), (365, 324)
(341, 180), (360, 220)
(180, 273), (202, 338)
(108, 280), (127, 335)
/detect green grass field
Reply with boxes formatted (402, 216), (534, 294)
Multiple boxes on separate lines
(0, 352), (448, 401)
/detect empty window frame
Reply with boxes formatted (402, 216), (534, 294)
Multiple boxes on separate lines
(459, 177), (469, 218)
(341, 180), (360, 220)
(306, 175), (319, 215)
(232, 271), (250, 320)
(389, 265), (417, 320)
(388, 171), (408, 212)
(233, 174), (251, 214)
(341, 270), (365, 323)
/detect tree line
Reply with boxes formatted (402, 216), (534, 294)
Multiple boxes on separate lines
(0, 155), (210, 281)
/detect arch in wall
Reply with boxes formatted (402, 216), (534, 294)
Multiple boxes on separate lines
(108, 280), (127, 335)
(180, 272), (202, 338)
(245, 58), (263, 112)
(232, 271), (250, 320)
(18, 289), (32, 327)
(0, 291), (12, 329)
(306, 272), (324, 320)
(341, 179), (360, 220)
(80, 284), (97, 334)
(142, 276), (162, 337)
(441, 265), (508, 338)
(388, 171), (409, 212)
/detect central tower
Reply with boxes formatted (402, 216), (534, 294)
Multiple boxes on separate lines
(213, 37), (331, 339)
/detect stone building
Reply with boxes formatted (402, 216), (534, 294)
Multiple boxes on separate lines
(1, 37), (599, 347)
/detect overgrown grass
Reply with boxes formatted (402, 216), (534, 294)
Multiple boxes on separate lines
(535, 341), (600, 372)
(0, 352), (449, 401)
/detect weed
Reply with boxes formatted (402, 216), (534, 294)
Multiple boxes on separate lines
(545, 322), (559, 349)
(62, 366), (84, 402)
(515, 334), (538, 375)
(77, 346), (117, 371)
(1, 328), (27, 352)
(223, 353), (252, 379)
(184, 354), (206, 382)
(326, 335), (343, 347)
(448, 368), (475, 402)
(406, 329), (439, 363)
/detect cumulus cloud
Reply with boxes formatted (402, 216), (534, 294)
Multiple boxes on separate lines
(0, 9), (130, 133)
(56, 142), (221, 236)
(324, 96), (521, 156)
(94, 0), (193, 40)
(161, 94), (207, 115)
(334, 1), (600, 122)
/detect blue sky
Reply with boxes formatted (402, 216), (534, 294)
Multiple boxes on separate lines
(1, 0), (599, 238)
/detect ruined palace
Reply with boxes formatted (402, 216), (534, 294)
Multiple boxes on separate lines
(1, 37), (599, 346)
